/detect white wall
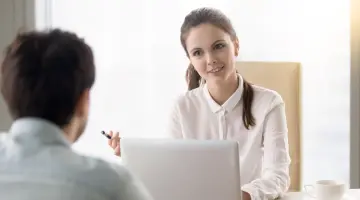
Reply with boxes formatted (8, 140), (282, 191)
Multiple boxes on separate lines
(0, 0), (14, 131)
(0, 0), (36, 131)
(2, 0), (351, 187)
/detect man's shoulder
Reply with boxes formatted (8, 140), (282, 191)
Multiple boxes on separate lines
(74, 155), (152, 200)
(73, 155), (131, 184)
(0, 133), (6, 142)
(0, 132), (152, 200)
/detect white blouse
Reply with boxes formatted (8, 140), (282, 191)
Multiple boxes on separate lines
(167, 75), (291, 200)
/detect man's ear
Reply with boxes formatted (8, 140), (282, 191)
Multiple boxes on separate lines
(234, 38), (239, 57)
(75, 89), (90, 117)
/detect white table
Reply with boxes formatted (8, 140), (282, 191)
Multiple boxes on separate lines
(280, 189), (360, 199)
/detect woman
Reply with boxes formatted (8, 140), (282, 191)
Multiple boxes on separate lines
(108, 7), (291, 200)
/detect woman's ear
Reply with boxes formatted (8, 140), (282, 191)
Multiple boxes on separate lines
(234, 38), (240, 57)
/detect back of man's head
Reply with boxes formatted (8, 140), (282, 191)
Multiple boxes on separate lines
(0, 29), (95, 131)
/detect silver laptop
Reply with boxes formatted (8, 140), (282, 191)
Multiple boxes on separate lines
(121, 139), (241, 200)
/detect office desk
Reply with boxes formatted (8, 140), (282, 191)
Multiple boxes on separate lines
(280, 189), (360, 199)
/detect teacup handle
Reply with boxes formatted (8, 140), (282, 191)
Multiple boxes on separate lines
(304, 184), (316, 198)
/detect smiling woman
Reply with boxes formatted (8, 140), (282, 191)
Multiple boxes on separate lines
(181, 10), (255, 130)
(169, 8), (291, 200)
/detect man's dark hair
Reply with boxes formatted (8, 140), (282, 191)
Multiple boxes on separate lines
(0, 29), (95, 127)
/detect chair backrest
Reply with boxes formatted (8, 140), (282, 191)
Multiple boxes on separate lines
(236, 61), (301, 191)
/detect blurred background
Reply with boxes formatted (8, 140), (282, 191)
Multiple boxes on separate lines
(0, 0), (359, 190)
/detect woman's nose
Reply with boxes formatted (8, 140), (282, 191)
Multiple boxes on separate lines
(206, 54), (218, 65)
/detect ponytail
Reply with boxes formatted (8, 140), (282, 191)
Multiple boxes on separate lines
(186, 64), (201, 90)
(242, 79), (256, 129)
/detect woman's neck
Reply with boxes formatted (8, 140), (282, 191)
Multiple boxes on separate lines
(207, 73), (239, 105)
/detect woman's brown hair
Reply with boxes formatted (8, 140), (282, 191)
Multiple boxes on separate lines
(181, 7), (255, 129)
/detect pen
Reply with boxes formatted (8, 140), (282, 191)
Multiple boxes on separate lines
(101, 131), (112, 139)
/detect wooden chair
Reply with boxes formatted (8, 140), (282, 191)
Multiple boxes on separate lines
(236, 61), (302, 191)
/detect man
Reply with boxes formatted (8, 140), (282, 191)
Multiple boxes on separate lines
(0, 29), (152, 200)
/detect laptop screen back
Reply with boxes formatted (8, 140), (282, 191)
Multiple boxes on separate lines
(121, 139), (241, 200)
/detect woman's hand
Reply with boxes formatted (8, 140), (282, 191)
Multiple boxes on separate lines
(107, 131), (121, 157)
(242, 191), (251, 200)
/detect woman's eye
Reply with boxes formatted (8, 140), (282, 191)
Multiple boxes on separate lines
(214, 43), (225, 49)
(192, 50), (201, 56)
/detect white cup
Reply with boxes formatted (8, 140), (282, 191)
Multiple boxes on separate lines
(304, 180), (347, 200)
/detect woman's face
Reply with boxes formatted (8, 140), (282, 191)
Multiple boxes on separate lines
(185, 23), (239, 84)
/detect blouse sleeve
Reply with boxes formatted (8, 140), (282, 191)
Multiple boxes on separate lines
(241, 94), (291, 200)
(166, 100), (183, 139)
